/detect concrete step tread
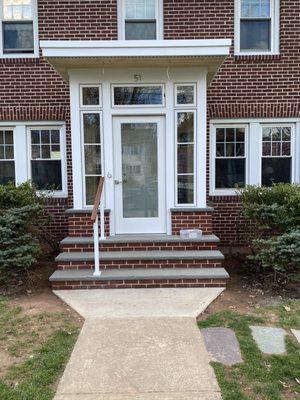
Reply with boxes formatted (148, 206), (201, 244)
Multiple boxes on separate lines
(50, 267), (229, 282)
(61, 234), (220, 245)
(56, 250), (225, 262)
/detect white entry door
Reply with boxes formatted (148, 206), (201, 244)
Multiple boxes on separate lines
(113, 116), (166, 234)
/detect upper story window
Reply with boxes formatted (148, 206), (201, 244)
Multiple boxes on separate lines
(0, 0), (38, 58)
(118, 0), (163, 40)
(235, 0), (279, 55)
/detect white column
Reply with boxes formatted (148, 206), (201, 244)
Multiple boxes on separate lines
(69, 75), (84, 209)
(14, 125), (28, 185)
(197, 72), (208, 207)
(248, 122), (262, 186)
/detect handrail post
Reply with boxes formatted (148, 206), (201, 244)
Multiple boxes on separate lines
(93, 213), (101, 277)
(91, 176), (105, 278)
(100, 193), (105, 240)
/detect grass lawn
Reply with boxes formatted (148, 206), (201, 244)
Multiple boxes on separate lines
(0, 297), (81, 400)
(198, 300), (300, 400)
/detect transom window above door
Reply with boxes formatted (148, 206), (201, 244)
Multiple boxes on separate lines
(118, 0), (163, 40)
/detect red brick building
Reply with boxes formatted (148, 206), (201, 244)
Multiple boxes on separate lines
(1, 0), (299, 288)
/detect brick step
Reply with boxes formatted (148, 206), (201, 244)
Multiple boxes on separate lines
(50, 267), (229, 290)
(56, 250), (224, 270)
(60, 234), (220, 252)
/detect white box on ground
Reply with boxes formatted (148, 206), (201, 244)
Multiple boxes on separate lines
(180, 229), (203, 239)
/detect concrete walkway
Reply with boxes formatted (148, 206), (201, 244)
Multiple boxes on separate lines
(54, 288), (224, 400)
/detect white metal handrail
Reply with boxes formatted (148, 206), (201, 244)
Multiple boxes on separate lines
(91, 177), (105, 277)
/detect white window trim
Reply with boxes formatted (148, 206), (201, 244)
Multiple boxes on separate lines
(234, 0), (280, 56)
(174, 83), (197, 108)
(0, 0), (39, 59)
(0, 126), (16, 183)
(259, 123), (296, 186)
(80, 84), (102, 108)
(117, 0), (163, 40)
(210, 124), (249, 196)
(111, 83), (165, 108)
(175, 109), (197, 207)
(80, 110), (104, 208)
(26, 125), (67, 198)
(210, 119), (299, 196)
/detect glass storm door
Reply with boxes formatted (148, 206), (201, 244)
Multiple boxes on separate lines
(113, 116), (166, 234)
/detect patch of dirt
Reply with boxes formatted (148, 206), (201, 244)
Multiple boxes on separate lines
(203, 255), (299, 317)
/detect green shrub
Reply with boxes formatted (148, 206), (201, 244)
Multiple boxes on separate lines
(250, 229), (300, 284)
(0, 206), (41, 282)
(240, 183), (300, 235)
(0, 182), (52, 284)
(240, 184), (300, 286)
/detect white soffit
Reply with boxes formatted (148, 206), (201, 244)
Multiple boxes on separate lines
(40, 39), (232, 81)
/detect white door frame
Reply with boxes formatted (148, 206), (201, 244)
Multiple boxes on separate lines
(113, 115), (167, 234)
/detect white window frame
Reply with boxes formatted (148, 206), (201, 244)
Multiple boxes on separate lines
(80, 110), (104, 208)
(117, 0), (163, 40)
(0, 0), (39, 59)
(174, 83), (197, 108)
(80, 84), (102, 108)
(234, 0), (280, 56)
(210, 119), (300, 196)
(0, 127), (16, 183)
(259, 123), (296, 186)
(175, 109), (197, 207)
(27, 125), (67, 198)
(210, 124), (249, 196)
(111, 83), (165, 108)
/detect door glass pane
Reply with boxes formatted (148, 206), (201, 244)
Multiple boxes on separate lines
(121, 123), (158, 218)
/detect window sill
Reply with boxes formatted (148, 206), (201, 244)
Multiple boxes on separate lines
(210, 189), (242, 197)
(233, 53), (281, 62)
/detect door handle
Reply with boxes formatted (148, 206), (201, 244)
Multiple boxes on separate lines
(114, 179), (127, 185)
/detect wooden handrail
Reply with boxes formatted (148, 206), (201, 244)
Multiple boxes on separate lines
(91, 176), (105, 223)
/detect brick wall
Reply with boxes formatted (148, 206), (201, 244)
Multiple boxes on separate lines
(67, 211), (110, 237)
(171, 211), (213, 235)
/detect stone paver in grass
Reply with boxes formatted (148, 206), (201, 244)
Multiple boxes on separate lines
(201, 327), (243, 366)
(250, 326), (287, 355)
(291, 329), (300, 344)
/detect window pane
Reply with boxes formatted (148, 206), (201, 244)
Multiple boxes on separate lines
(262, 142), (271, 156)
(41, 145), (51, 159)
(3, 21), (34, 53)
(0, 161), (15, 185)
(176, 85), (195, 105)
(31, 130), (40, 144)
(31, 160), (62, 190)
(85, 176), (100, 206)
(51, 130), (60, 144)
(282, 127), (291, 141)
(41, 130), (50, 144)
(262, 127), (272, 141)
(240, 20), (270, 51)
(177, 112), (194, 143)
(216, 128), (225, 142)
(177, 145), (194, 174)
(262, 158), (291, 187)
(125, 0), (155, 19)
(84, 145), (101, 175)
(216, 159), (246, 189)
(177, 175), (194, 204)
(226, 128), (235, 142)
(241, 0), (270, 18)
(281, 142), (291, 156)
(114, 86), (163, 106)
(82, 87), (100, 106)
(271, 127), (281, 141)
(125, 21), (156, 40)
(4, 131), (14, 144)
(83, 114), (100, 143)
(5, 145), (14, 159)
